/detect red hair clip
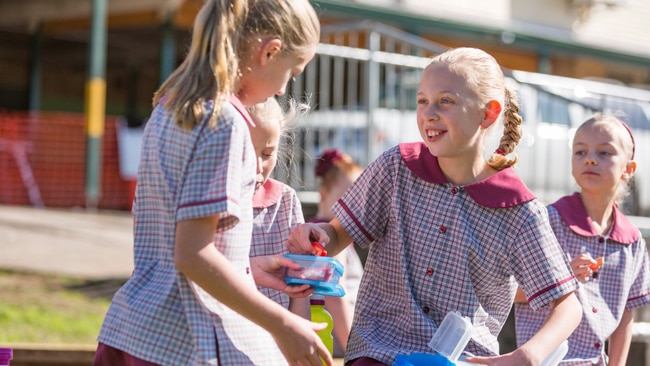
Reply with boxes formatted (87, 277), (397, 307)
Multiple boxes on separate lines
(315, 149), (343, 177)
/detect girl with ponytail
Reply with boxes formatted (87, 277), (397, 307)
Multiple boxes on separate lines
(95, 1), (329, 365)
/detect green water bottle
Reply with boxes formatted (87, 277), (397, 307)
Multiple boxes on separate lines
(310, 295), (334, 359)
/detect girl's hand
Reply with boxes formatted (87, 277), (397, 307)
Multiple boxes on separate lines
(272, 313), (334, 366)
(570, 253), (597, 282)
(249, 255), (313, 297)
(465, 348), (535, 366)
(287, 223), (330, 255)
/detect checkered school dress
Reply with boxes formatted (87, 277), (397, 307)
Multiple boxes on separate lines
(333, 142), (578, 365)
(97, 97), (287, 365)
(250, 178), (304, 308)
(514, 192), (650, 365)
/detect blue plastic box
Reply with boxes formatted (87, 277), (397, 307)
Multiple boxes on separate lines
(285, 254), (345, 297)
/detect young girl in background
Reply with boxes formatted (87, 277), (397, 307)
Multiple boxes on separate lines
(311, 148), (365, 357)
(94, 1), (330, 365)
(287, 47), (583, 366)
(248, 97), (311, 318)
(514, 113), (650, 366)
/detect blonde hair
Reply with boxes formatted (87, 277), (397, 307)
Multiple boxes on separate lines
(576, 112), (636, 206)
(428, 47), (523, 171)
(153, 0), (320, 130)
(247, 96), (310, 173)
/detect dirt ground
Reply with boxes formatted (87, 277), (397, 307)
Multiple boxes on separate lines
(0, 204), (133, 279)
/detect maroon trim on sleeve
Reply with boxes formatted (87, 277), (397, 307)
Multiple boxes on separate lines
(628, 292), (650, 303)
(527, 276), (576, 303)
(338, 198), (375, 242)
(178, 196), (234, 209)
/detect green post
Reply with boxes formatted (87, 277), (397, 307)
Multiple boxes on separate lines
(29, 22), (43, 112)
(85, 0), (107, 210)
(160, 16), (176, 85)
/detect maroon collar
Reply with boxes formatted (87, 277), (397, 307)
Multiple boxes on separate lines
(229, 95), (255, 128)
(252, 178), (284, 208)
(399, 142), (536, 208)
(551, 192), (638, 243)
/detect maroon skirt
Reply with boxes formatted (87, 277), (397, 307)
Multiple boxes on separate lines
(93, 343), (160, 366)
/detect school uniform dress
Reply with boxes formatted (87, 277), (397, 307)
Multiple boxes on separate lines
(97, 97), (287, 365)
(514, 192), (650, 366)
(333, 142), (578, 365)
(250, 178), (304, 308)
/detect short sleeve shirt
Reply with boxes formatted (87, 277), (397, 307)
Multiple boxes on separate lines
(514, 192), (650, 365)
(97, 97), (287, 365)
(251, 178), (305, 308)
(333, 142), (578, 365)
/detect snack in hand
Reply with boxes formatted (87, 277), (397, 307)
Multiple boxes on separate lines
(301, 264), (333, 282)
(589, 257), (604, 271)
(312, 242), (327, 256)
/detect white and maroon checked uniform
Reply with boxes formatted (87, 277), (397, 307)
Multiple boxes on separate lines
(515, 192), (650, 366)
(250, 178), (304, 308)
(333, 142), (578, 365)
(97, 97), (288, 365)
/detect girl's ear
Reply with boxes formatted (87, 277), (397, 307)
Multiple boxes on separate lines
(258, 38), (283, 66)
(481, 100), (502, 129)
(623, 160), (637, 180)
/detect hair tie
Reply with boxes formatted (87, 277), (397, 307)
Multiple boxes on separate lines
(315, 149), (343, 177)
(495, 148), (507, 156)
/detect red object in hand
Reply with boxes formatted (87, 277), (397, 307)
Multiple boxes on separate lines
(589, 257), (604, 271)
(312, 242), (327, 256)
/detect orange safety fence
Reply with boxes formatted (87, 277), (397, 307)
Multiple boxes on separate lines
(0, 110), (133, 210)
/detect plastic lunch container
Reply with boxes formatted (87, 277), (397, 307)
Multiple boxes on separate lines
(285, 254), (345, 297)
(393, 311), (475, 366)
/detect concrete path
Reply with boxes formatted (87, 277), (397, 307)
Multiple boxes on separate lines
(0, 204), (133, 279)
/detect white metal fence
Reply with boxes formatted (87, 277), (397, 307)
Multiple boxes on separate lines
(276, 21), (650, 216)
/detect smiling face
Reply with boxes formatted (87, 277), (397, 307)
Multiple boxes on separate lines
(571, 119), (636, 197)
(416, 63), (489, 160)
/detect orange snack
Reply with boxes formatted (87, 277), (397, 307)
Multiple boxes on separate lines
(589, 257), (604, 271)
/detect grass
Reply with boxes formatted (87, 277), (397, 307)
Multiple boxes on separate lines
(0, 270), (124, 344)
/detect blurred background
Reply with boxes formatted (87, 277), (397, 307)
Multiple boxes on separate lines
(0, 0), (649, 365)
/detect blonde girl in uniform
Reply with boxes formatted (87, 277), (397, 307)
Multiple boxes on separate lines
(287, 47), (583, 366)
(94, 1), (330, 365)
(248, 97), (312, 318)
(515, 113), (650, 365)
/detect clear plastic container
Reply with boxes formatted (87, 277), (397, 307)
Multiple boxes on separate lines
(285, 254), (345, 297)
(428, 311), (474, 363)
(393, 311), (475, 366)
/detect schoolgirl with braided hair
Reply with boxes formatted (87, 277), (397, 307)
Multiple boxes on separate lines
(287, 47), (582, 366)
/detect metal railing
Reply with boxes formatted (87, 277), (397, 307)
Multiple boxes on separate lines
(277, 20), (650, 216)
